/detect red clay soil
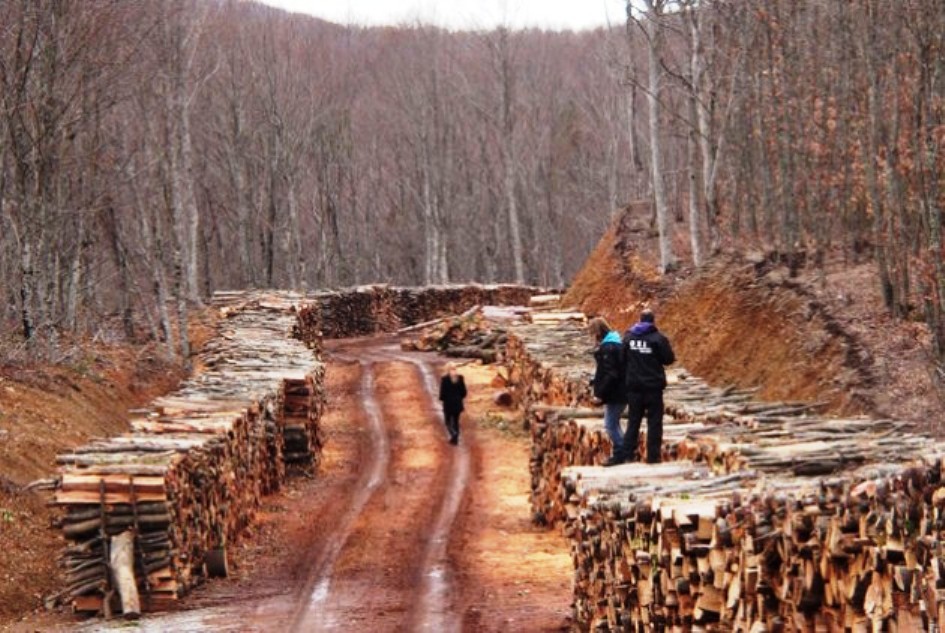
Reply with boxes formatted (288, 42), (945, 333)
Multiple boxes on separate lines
(0, 343), (185, 628)
(312, 357), (448, 629)
(659, 262), (871, 413)
(452, 364), (572, 632)
(563, 225), (657, 332)
(564, 215), (945, 425)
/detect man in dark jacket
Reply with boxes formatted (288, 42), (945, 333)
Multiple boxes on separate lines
(439, 363), (467, 445)
(588, 318), (627, 466)
(622, 309), (675, 464)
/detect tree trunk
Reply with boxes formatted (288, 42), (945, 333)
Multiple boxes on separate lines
(283, 176), (301, 289)
(173, 253), (190, 361)
(65, 242), (82, 332)
(422, 158), (436, 285)
(153, 262), (174, 356)
(608, 109), (619, 212)
(498, 30), (525, 285)
(236, 174), (254, 287)
(690, 4), (724, 256)
(179, 98), (201, 304)
(65, 213), (85, 332)
(863, 75), (895, 312)
(883, 69), (907, 317)
(109, 531), (140, 618)
(626, 84), (645, 177)
(20, 238), (36, 342)
(644, 3), (675, 273)
(225, 93), (254, 287)
(504, 152), (524, 284)
(687, 100), (704, 268)
(115, 230), (135, 341)
(687, 7), (705, 268)
(265, 193), (277, 288)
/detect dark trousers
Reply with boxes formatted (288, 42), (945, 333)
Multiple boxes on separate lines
(624, 390), (664, 464)
(444, 410), (461, 441)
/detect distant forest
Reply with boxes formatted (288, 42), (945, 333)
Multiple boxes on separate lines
(1, 0), (944, 363)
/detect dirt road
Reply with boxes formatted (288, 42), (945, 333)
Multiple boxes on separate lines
(288, 339), (468, 631)
(15, 337), (569, 632)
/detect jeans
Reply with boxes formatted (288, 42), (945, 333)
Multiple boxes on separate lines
(625, 390), (664, 463)
(604, 402), (626, 458)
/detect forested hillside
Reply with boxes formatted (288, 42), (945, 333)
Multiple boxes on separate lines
(2, 0), (944, 368)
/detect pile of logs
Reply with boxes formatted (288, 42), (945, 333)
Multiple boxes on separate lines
(296, 283), (548, 340)
(505, 316), (945, 629)
(400, 307), (504, 363)
(282, 376), (325, 468)
(566, 459), (945, 631)
(400, 293), (565, 364)
(53, 292), (325, 615)
(528, 405), (709, 527)
(504, 319), (595, 411)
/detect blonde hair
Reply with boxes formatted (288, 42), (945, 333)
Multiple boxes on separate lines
(587, 317), (611, 342)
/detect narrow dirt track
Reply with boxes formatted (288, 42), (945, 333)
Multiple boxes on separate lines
(288, 359), (391, 631)
(20, 337), (570, 633)
(290, 338), (468, 631)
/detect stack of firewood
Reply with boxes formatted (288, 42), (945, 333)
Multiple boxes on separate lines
(281, 374), (325, 469)
(309, 287), (385, 338)
(53, 294), (325, 615)
(504, 319), (595, 411)
(296, 283), (548, 341)
(506, 318), (945, 629)
(400, 293), (562, 363)
(526, 406), (922, 531)
(527, 405), (710, 526)
(566, 459), (945, 631)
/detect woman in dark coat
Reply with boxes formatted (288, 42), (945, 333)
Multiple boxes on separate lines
(588, 317), (628, 466)
(438, 362), (467, 445)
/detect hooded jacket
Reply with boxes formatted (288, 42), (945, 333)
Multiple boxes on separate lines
(592, 331), (626, 403)
(623, 322), (675, 391)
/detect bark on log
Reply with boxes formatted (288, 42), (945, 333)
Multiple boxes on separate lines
(109, 531), (140, 618)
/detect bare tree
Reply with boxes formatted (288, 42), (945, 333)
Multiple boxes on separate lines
(630, 0), (676, 273)
(486, 27), (526, 284)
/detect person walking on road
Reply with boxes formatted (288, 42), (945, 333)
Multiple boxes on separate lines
(622, 309), (675, 464)
(439, 362), (467, 445)
(588, 317), (627, 467)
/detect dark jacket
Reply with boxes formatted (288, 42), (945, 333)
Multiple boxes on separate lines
(439, 375), (467, 414)
(623, 322), (675, 391)
(592, 331), (626, 403)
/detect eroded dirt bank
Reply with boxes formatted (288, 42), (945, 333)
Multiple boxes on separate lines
(0, 344), (185, 627)
(565, 221), (944, 424)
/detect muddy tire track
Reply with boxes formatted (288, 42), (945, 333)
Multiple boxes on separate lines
(398, 353), (470, 632)
(289, 360), (390, 631)
(290, 338), (468, 630)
